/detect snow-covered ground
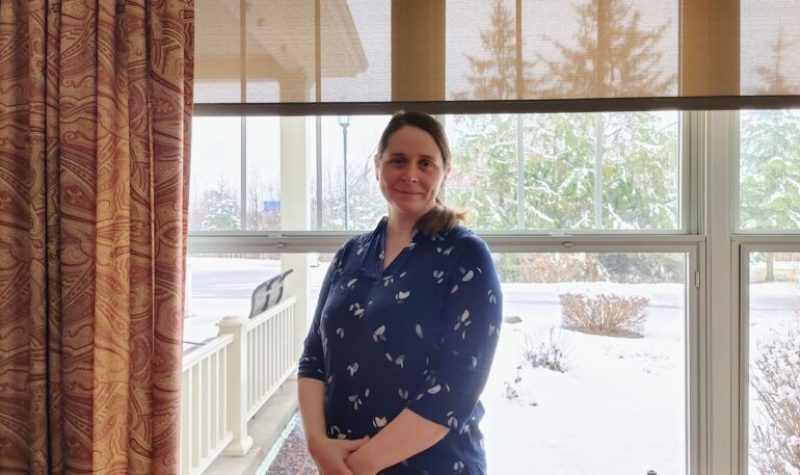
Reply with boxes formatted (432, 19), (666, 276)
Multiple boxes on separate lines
(482, 282), (687, 475)
(183, 257), (799, 474)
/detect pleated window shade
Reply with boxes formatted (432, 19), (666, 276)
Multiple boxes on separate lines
(195, 0), (800, 107)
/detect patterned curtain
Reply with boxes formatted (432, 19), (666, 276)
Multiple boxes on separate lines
(0, 0), (193, 473)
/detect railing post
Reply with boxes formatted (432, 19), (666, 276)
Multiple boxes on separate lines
(218, 315), (253, 456)
(281, 255), (310, 360)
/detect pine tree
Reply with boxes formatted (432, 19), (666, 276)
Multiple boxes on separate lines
(539, 0), (674, 97)
(451, 0), (679, 281)
(201, 176), (241, 231)
(457, 0), (537, 100)
(753, 28), (796, 95)
(743, 29), (800, 280)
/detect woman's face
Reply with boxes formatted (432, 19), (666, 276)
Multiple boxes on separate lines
(375, 125), (449, 222)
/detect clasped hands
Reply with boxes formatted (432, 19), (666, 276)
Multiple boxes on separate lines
(308, 434), (377, 475)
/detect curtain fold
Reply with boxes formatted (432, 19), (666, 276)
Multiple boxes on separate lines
(0, 0), (193, 473)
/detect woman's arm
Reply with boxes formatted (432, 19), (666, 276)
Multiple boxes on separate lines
(298, 378), (328, 445)
(345, 408), (448, 475)
(298, 244), (369, 474)
(299, 377), (369, 475)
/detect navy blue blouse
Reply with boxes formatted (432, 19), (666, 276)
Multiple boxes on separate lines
(298, 218), (503, 475)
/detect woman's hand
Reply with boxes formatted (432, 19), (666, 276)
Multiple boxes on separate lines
(345, 447), (378, 475)
(307, 435), (370, 475)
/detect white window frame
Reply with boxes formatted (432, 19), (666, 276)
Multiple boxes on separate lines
(187, 108), (800, 474)
(736, 242), (800, 475)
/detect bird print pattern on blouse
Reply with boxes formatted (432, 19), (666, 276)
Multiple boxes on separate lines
(298, 218), (502, 475)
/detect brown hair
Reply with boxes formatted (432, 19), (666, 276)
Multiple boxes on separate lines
(376, 111), (466, 236)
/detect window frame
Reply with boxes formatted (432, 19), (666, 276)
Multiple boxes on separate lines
(186, 107), (800, 474)
(187, 107), (705, 473)
(736, 241), (800, 475)
(190, 110), (693, 236)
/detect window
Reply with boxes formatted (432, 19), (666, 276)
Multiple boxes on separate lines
(738, 110), (800, 232)
(743, 250), (800, 475)
(187, 110), (700, 473)
(190, 1), (800, 472)
(484, 251), (690, 474)
(190, 117), (242, 231)
(184, 251), (330, 344)
(189, 112), (683, 233)
(446, 112), (682, 231)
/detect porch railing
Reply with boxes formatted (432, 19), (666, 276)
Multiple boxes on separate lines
(181, 334), (234, 475)
(180, 296), (298, 475)
(245, 297), (297, 419)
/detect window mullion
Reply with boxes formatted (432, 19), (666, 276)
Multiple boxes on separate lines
(240, 117), (247, 230)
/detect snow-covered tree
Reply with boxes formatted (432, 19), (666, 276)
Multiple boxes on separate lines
(200, 176), (240, 231)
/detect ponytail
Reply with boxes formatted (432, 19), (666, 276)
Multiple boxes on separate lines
(415, 199), (467, 236)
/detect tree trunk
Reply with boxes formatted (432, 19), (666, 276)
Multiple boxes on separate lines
(765, 255), (775, 282)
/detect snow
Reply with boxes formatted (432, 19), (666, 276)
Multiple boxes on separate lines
(482, 283), (686, 475)
(183, 257), (799, 474)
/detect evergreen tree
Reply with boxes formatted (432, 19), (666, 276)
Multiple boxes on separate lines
(741, 32), (800, 280)
(456, 0), (537, 100)
(201, 176), (241, 231)
(753, 28), (796, 95)
(451, 0), (679, 281)
(740, 110), (800, 228)
(449, 113), (520, 230)
(539, 0), (674, 97)
(535, 0), (677, 228)
(451, 0), (532, 232)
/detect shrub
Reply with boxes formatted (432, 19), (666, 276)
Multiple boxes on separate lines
(504, 378), (520, 400)
(521, 327), (570, 373)
(502, 327), (570, 402)
(560, 292), (649, 338)
(749, 320), (800, 475)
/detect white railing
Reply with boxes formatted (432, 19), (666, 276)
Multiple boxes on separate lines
(181, 334), (234, 475)
(245, 297), (297, 419)
(180, 296), (299, 474)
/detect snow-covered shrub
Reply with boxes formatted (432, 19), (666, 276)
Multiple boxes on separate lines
(520, 327), (570, 373)
(502, 328), (569, 402)
(750, 321), (800, 475)
(559, 292), (649, 338)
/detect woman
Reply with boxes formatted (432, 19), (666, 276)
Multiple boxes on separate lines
(298, 112), (502, 475)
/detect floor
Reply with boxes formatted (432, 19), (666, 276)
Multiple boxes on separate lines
(264, 418), (317, 475)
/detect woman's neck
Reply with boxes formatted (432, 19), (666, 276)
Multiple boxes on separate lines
(385, 213), (417, 243)
(381, 214), (417, 270)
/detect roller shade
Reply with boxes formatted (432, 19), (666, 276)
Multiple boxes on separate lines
(195, 0), (800, 108)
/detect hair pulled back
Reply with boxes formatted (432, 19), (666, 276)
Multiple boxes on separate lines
(376, 111), (466, 236)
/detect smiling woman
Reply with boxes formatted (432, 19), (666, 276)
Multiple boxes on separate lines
(375, 124), (448, 220)
(297, 112), (503, 475)
(373, 112), (467, 239)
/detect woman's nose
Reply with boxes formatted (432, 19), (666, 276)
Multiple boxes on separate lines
(402, 169), (419, 183)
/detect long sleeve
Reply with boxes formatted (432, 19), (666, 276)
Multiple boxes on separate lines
(406, 235), (502, 432)
(297, 244), (348, 381)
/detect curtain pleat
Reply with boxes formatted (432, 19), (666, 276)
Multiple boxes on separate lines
(0, 0), (193, 473)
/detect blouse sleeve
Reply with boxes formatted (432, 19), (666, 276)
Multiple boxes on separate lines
(297, 244), (348, 381)
(406, 235), (503, 431)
